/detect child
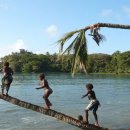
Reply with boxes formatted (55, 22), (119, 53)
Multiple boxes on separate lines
(36, 73), (53, 109)
(1, 62), (14, 96)
(78, 115), (86, 124)
(82, 83), (100, 126)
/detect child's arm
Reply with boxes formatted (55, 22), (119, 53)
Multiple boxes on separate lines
(11, 68), (14, 75)
(81, 92), (89, 98)
(35, 86), (44, 89)
(3, 68), (6, 76)
(82, 94), (87, 98)
(36, 80), (45, 89)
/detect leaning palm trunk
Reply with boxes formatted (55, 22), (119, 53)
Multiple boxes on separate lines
(58, 23), (130, 75)
(83, 23), (130, 31)
(0, 93), (109, 130)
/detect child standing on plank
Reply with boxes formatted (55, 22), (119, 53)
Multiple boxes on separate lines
(36, 73), (53, 109)
(1, 62), (14, 96)
(82, 83), (100, 126)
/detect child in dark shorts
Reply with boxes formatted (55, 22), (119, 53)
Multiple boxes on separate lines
(36, 73), (53, 109)
(1, 62), (14, 96)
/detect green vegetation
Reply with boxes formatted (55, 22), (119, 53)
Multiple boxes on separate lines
(0, 49), (130, 74)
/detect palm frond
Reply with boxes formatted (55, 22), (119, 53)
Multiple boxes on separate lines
(71, 33), (82, 75)
(71, 30), (88, 76)
(57, 30), (88, 76)
(57, 30), (78, 54)
(62, 32), (81, 55)
(78, 32), (88, 73)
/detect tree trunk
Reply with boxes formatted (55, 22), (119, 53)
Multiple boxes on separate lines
(0, 93), (109, 130)
(83, 23), (130, 31)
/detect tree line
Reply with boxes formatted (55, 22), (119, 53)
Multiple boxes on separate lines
(0, 49), (130, 74)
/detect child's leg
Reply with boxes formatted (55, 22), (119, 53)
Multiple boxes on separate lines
(5, 77), (13, 95)
(45, 97), (52, 106)
(85, 101), (93, 124)
(93, 107), (99, 126)
(1, 88), (4, 95)
(43, 90), (52, 108)
(1, 78), (5, 94)
(6, 84), (10, 95)
(85, 109), (89, 124)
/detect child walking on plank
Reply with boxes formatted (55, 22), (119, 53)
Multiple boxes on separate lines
(36, 73), (53, 109)
(82, 83), (100, 126)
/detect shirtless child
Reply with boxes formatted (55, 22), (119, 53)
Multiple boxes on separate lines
(82, 83), (100, 126)
(36, 73), (53, 109)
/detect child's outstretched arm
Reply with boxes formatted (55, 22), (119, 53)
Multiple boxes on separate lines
(36, 80), (46, 90)
(81, 92), (89, 98)
(82, 94), (87, 98)
(35, 86), (44, 90)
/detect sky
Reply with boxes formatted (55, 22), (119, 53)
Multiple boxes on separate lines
(0, 0), (130, 58)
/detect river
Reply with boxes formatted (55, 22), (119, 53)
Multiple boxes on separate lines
(0, 73), (130, 130)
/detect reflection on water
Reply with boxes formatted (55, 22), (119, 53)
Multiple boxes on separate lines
(0, 73), (130, 130)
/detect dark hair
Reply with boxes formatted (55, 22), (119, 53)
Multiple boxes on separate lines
(78, 115), (83, 121)
(39, 73), (45, 79)
(4, 62), (9, 66)
(86, 83), (93, 90)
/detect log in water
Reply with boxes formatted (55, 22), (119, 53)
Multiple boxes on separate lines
(0, 93), (109, 130)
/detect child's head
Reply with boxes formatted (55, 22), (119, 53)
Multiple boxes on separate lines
(78, 115), (83, 121)
(39, 73), (45, 80)
(3, 62), (9, 67)
(86, 83), (93, 90)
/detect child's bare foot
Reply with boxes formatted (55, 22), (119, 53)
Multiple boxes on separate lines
(44, 105), (50, 109)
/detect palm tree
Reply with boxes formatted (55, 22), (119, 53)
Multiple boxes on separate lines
(58, 23), (130, 75)
(0, 93), (109, 130)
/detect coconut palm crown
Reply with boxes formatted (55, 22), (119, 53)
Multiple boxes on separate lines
(58, 23), (130, 76)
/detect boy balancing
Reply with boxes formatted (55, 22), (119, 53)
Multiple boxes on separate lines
(36, 73), (53, 109)
(82, 83), (100, 126)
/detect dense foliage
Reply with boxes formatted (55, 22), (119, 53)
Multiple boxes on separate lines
(0, 49), (130, 74)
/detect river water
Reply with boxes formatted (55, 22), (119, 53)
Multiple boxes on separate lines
(0, 73), (130, 130)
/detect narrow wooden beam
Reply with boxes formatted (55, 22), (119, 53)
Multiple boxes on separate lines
(0, 93), (109, 130)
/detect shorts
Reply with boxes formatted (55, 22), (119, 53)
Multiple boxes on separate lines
(1, 76), (13, 91)
(1, 76), (13, 85)
(45, 88), (53, 95)
(85, 100), (99, 111)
